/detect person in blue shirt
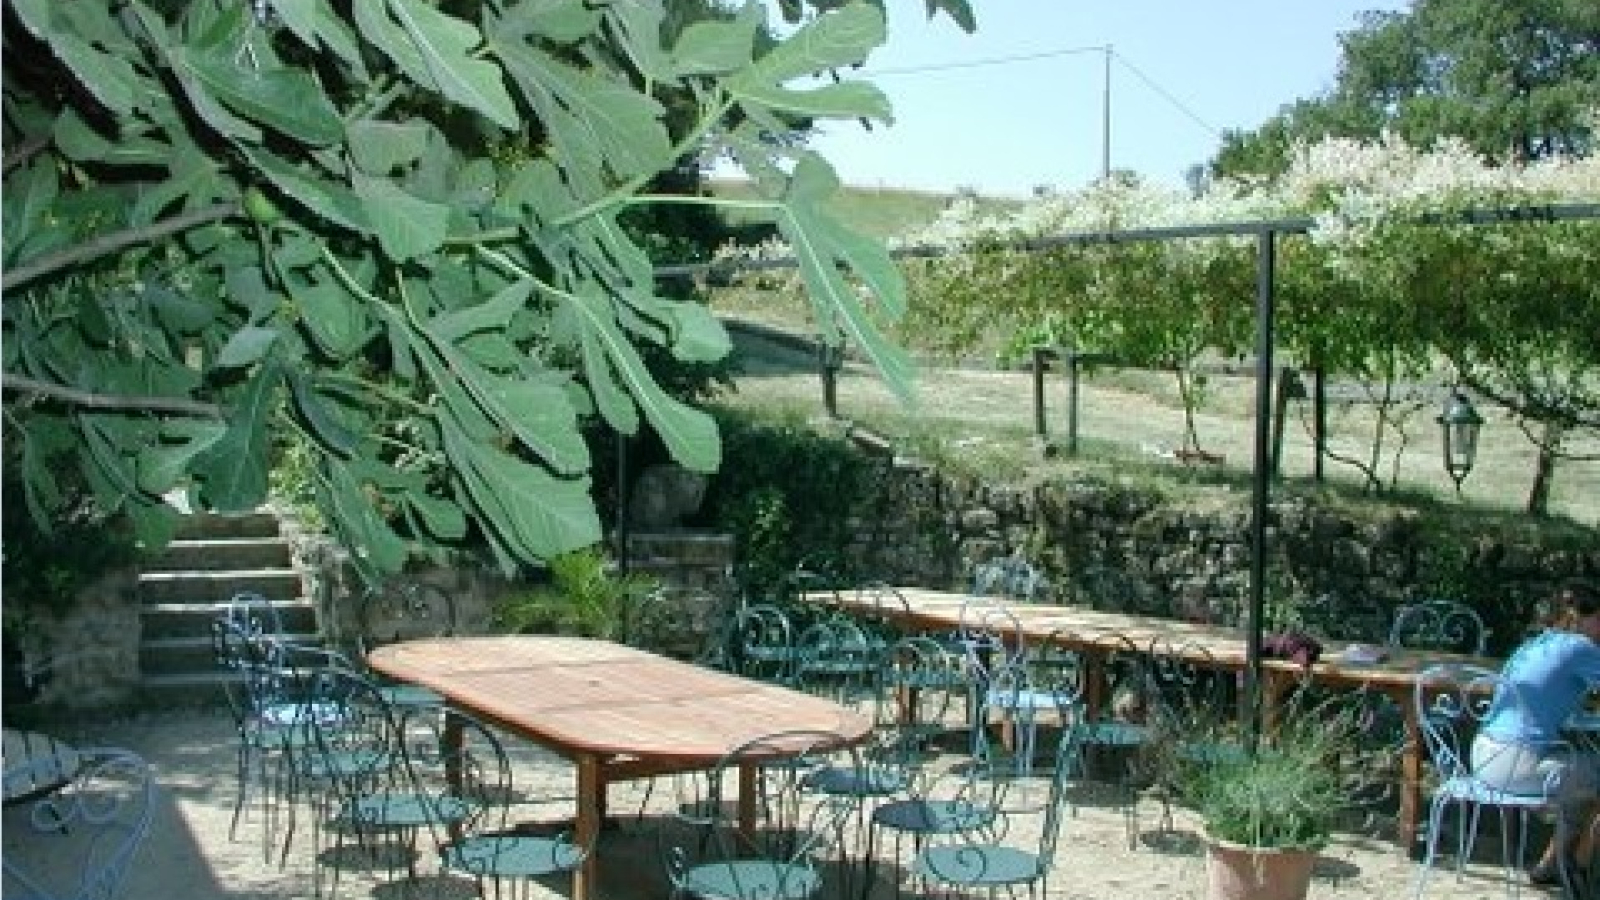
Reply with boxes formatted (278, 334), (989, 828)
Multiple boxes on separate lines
(1474, 580), (1600, 885)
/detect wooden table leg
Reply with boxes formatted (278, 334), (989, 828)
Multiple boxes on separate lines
(574, 754), (601, 900)
(441, 713), (467, 842)
(1399, 690), (1422, 853)
(738, 761), (758, 836)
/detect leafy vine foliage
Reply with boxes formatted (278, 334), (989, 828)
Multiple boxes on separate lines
(1, 0), (974, 579)
(895, 141), (1600, 506)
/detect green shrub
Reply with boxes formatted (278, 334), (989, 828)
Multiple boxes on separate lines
(493, 547), (657, 641)
(702, 408), (876, 600)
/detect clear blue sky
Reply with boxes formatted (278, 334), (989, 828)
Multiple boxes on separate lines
(735, 1), (1410, 197)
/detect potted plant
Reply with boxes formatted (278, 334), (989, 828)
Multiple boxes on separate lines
(1174, 693), (1365, 900)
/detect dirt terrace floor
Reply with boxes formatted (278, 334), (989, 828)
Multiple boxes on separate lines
(1, 707), (1567, 900)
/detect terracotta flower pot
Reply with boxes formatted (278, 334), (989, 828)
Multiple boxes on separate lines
(1206, 837), (1319, 900)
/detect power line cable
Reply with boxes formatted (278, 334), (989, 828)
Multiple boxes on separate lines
(1109, 49), (1223, 137)
(858, 43), (1223, 141)
(864, 44), (1109, 77)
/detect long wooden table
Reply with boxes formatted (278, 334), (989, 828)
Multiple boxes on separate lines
(367, 635), (874, 900)
(805, 587), (1497, 853)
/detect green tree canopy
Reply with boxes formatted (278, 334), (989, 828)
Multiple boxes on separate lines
(1, 0), (973, 580)
(1214, 0), (1600, 177)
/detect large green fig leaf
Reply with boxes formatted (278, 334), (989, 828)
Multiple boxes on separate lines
(443, 419), (600, 561)
(569, 289), (720, 472)
(137, 420), (228, 495)
(184, 51), (344, 146)
(776, 154), (915, 403)
(269, 0), (366, 71)
(192, 360), (281, 511)
(378, 0), (520, 130)
(497, 47), (672, 183)
(353, 174), (450, 261)
(8, 0), (140, 116)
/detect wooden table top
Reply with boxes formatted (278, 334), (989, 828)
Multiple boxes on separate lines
(810, 587), (1496, 692)
(367, 636), (875, 763)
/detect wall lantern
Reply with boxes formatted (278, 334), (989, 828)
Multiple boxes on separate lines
(1437, 390), (1484, 493)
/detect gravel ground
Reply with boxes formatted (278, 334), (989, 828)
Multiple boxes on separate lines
(1, 707), (1561, 900)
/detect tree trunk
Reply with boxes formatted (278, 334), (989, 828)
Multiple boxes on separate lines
(1525, 421), (1565, 516)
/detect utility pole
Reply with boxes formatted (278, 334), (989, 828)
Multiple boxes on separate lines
(1101, 44), (1113, 181)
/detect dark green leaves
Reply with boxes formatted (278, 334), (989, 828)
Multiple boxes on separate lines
(184, 51), (343, 146)
(352, 174), (450, 260)
(671, 5), (763, 76)
(443, 419), (601, 565)
(8, 0), (141, 116)
(567, 289), (721, 473)
(3, 0), (925, 579)
(925, 0), (977, 32)
(497, 46), (673, 191)
(358, 0), (519, 129)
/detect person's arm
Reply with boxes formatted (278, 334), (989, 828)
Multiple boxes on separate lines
(1576, 641), (1600, 688)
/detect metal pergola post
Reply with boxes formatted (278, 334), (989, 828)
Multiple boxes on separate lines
(1244, 229), (1276, 747)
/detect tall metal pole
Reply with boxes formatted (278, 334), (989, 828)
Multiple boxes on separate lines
(1101, 45), (1113, 181)
(1067, 352), (1082, 456)
(1244, 229), (1277, 747)
(615, 433), (630, 575)
(1031, 348), (1051, 441)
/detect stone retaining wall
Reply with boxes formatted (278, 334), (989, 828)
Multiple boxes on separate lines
(14, 462), (1594, 713)
(836, 458), (1598, 656)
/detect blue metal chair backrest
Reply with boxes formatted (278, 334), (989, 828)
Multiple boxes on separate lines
(730, 603), (801, 684)
(356, 579), (457, 655)
(1, 747), (156, 900)
(1411, 662), (1577, 899)
(1414, 662), (1557, 788)
(916, 715), (1082, 895)
(1389, 600), (1488, 656)
(221, 591), (284, 642)
(971, 556), (1050, 603)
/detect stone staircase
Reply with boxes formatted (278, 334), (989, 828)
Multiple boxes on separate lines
(137, 509), (320, 706)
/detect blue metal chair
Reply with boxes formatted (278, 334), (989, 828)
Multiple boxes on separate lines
(975, 624), (1087, 777)
(289, 664), (403, 899)
(661, 729), (864, 900)
(354, 579), (457, 707)
(1, 746), (155, 900)
(1390, 600), (1489, 656)
(1412, 662), (1577, 899)
(358, 701), (589, 895)
(210, 610), (354, 862)
(795, 617), (882, 711)
(730, 603), (803, 685)
(866, 635), (999, 898)
(907, 711), (1081, 898)
(970, 555), (1050, 603)
(1138, 637), (1247, 841)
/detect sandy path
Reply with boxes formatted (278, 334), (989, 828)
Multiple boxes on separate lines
(0, 708), (1544, 900)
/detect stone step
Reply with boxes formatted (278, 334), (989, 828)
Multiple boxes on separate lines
(137, 568), (303, 605)
(142, 538), (294, 573)
(141, 598), (319, 641)
(625, 531), (735, 567)
(138, 632), (325, 676)
(174, 510), (283, 540)
(136, 671), (240, 708)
